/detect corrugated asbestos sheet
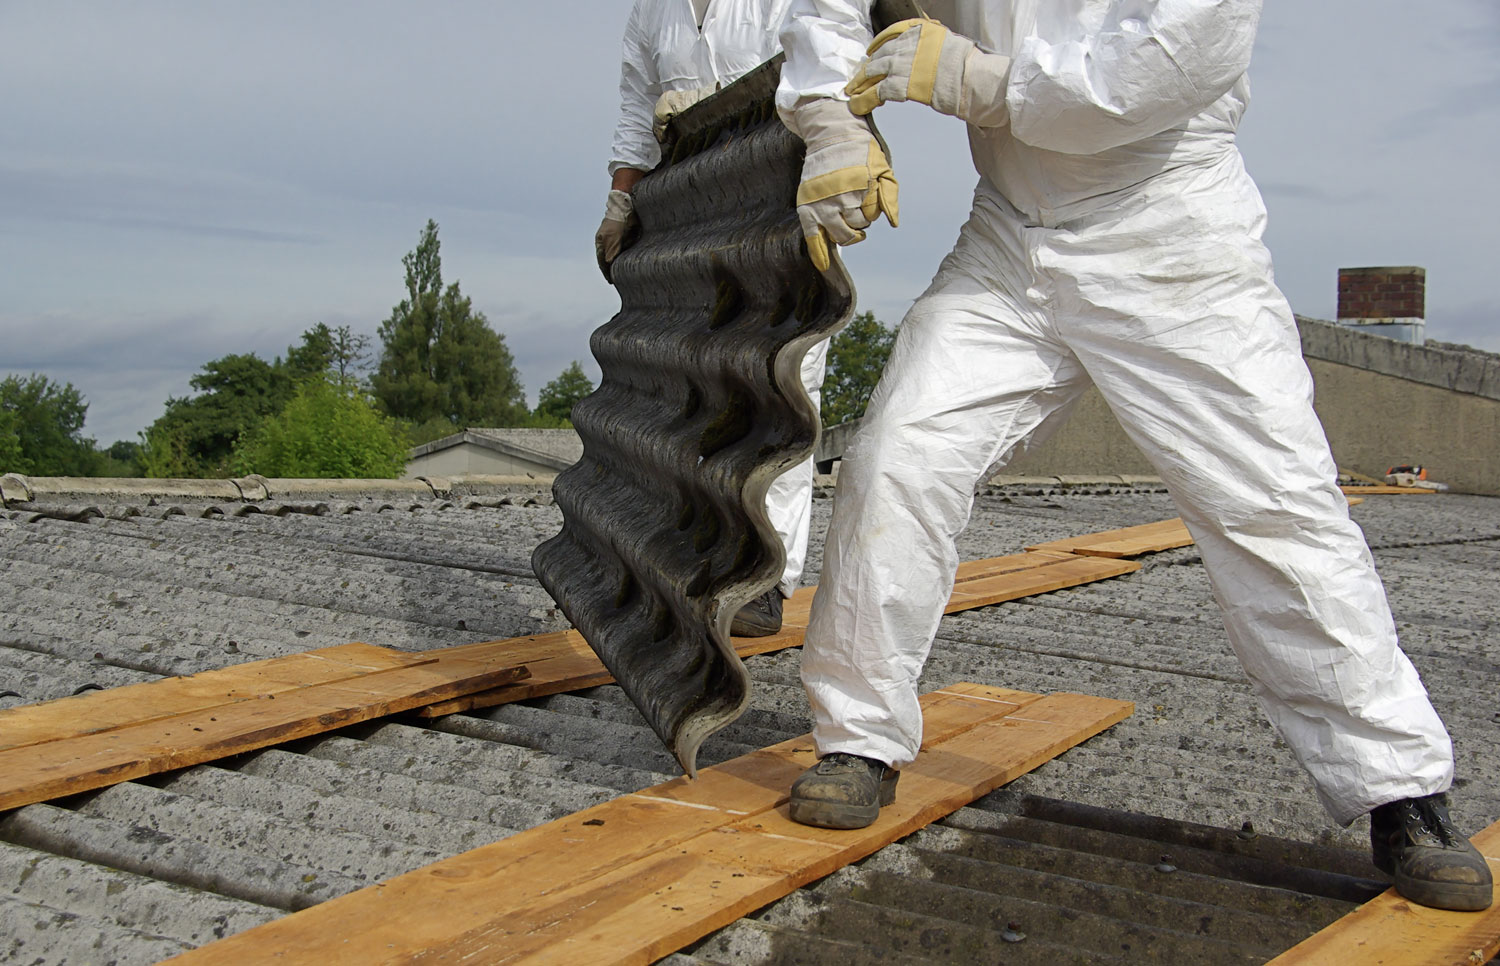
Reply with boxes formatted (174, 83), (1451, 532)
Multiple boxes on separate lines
(2, 485), (1498, 964)
(533, 59), (855, 775)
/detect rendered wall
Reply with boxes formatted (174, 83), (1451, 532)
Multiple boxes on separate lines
(403, 446), (557, 480)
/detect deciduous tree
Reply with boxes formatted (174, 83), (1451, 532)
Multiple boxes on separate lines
(534, 361), (594, 425)
(231, 376), (409, 479)
(821, 311), (896, 427)
(0, 373), (101, 476)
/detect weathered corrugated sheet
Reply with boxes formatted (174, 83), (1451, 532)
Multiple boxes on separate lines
(532, 59), (855, 774)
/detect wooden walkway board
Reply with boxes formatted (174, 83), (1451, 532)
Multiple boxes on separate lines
(1265, 821), (1500, 966)
(0, 642), (429, 754)
(1339, 485), (1438, 496)
(419, 549), (1138, 718)
(0, 648), (529, 812)
(1027, 518), (1194, 558)
(164, 683), (1133, 965)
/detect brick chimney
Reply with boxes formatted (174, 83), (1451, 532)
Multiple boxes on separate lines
(1336, 266), (1426, 344)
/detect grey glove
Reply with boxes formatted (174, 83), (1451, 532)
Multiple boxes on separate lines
(594, 189), (638, 284)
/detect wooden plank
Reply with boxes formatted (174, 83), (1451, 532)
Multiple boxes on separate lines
(1265, 821), (1500, 966)
(945, 553), (1139, 613)
(0, 659), (529, 811)
(1027, 518), (1195, 558)
(1339, 485), (1439, 496)
(0, 643), (431, 753)
(423, 552), (1136, 718)
(162, 684), (1132, 965)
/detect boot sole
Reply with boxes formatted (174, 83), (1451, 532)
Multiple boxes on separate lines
(788, 772), (899, 830)
(729, 618), (782, 637)
(1392, 871), (1494, 912)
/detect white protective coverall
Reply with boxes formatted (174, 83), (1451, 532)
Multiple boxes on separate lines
(611, 0), (825, 598)
(777, 0), (1454, 824)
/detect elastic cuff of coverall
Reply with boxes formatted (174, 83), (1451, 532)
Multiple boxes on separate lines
(1326, 776), (1454, 827)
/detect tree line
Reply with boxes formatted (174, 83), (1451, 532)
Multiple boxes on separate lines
(2, 221), (894, 480)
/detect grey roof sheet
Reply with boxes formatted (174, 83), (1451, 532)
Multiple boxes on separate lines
(2, 482), (1498, 964)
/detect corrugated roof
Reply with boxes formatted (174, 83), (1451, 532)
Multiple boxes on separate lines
(2, 481), (1498, 963)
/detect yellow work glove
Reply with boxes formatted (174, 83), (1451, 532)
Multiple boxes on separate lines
(845, 18), (1011, 128)
(653, 85), (718, 141)
(594, 189), (637, 284)
(787, 98), (899, 273)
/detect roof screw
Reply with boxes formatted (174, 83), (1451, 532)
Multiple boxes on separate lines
(1000, 922), (1026, 943)
(1237, 821), (1258, 841)
(1155, 854), (1177, 874)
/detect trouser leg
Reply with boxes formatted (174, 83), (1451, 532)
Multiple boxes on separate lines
(1047, 183), (1453, 823)
(766, 338), (829, 597)
(803, 273), (1088, 768)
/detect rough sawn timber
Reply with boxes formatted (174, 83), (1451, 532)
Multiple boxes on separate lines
(1265, 820), (1500, 965)
(0, 645), (530, 812)
(161, 683), (1134, 965)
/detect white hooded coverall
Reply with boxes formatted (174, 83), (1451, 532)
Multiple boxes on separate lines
(776, 0), (1454, 824)
(611, 0), (825, 598)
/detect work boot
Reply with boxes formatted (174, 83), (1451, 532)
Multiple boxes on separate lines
(789, 752), (899, 829)
(1369, 792), (1493, 911)
(730, 589), (783, 637)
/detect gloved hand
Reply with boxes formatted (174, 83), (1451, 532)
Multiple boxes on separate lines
(788, 98), (899, 273)
(653, 84), (718, 140)
(594, 189), (637, 284)
(844, 18), (1010, 128)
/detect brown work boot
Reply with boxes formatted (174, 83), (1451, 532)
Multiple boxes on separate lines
(789, 752), (899, 829)
(1370, 792), (1493, 911)
(730, 589), (783, 637)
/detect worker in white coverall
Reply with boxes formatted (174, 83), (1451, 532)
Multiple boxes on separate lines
(597, 0), (823, 637)
(774, 0), (1492, 911)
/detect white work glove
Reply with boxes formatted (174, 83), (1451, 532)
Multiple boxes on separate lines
(844, 18), (1011, 128)
(653, 85), (718, 140)
(788, 98), (899, 273)
(594, 189), (637, 284)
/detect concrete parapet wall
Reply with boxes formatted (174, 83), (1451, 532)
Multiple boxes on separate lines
(815, 318), (1500, 496)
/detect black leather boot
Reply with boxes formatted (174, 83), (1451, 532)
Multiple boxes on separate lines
(730, 588), (783, 637)
(1370, 792), (1493, 911)
(789, 752), (899, 829)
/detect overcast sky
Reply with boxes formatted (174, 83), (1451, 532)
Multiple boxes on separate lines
(3, 2), (1497, 447)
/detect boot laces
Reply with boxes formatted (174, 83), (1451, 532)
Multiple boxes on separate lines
(1406, 795), (1460, 847)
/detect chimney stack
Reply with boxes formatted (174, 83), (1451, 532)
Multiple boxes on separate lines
(1336, 266), (1426, 344)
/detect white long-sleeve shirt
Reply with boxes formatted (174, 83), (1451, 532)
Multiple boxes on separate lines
(777, 0), (1262, 225)
(609, 0), (796, 175)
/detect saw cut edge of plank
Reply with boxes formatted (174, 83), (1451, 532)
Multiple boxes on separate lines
(1265, 820), (1500, 966)
(161, 683), (1133, 965)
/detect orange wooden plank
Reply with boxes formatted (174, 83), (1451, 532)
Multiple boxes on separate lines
(1339, 486), (1439, 496)
(162, 685), (1131, 965)
(1265, 821), (1500, 966)
(423, 552), (1135, 718)
(0, 643), (430, 753)
(1027, 518), (1195, 558)
(945, 553), (1139, 613)
(0, 659), (528, 811)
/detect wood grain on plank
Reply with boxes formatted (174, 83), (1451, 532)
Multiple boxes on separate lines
(1027, 518), (1194, 558)
(0, 643), (431, 753)
(1265, 821), (1500, 966)
(0, 659), (528, 811)
(162, 684), (1132, 965)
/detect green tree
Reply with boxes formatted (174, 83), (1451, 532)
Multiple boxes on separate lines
(142, 353), (291, 477)
(138, 324), (370, 478)
(0, 373), (102, 475)
(821, 311), (896, 427)
(230, 376), (410, 479)
(0, 408), (24, 472)
(372, 220), (528, 431)
(137, 423), (197, 479)
(534, 361), (594, 425)
(96, 439), (143, 477)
